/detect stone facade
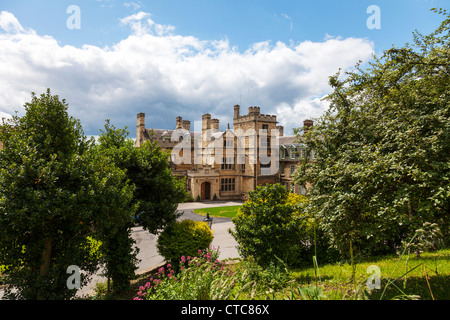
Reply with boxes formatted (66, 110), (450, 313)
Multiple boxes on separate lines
(136, 105), (312, 201)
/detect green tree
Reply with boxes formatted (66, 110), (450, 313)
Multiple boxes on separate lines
(95, 121), (186, 291)
(295, 9), (450, 256)
(0, 90), (134, 299)
(97, 121), (187, 234)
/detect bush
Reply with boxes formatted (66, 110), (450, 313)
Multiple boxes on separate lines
(157, 220), (214, 265)
(230, 184), (307, 268)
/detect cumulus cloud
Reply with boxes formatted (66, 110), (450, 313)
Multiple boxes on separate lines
(0, 11), (374, 136)
(0, 11), (27, 34)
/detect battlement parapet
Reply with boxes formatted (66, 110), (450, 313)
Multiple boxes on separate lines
(234, 113), (277, 124)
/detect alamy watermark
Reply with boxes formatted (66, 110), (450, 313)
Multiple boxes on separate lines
(169, 120), (282, 176)
(366, 265), (381, 289)
(66, 5), (81, 30)
(367, 5), (381, 30)
(66, 265), (81, 290)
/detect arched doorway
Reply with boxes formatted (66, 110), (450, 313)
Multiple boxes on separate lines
(201, 182), (211, 200)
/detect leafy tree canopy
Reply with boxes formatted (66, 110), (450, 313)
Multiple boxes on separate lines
(96, 121), (187, 234)
(0, 90), (134, 299)
(295, 9), (449, 255)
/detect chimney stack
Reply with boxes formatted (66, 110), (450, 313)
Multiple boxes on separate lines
(176, 116), (183, 129)
(276, 125), (284, 137)
(211, 118), (219, 131)
(136, 113), (145, 147)
(303, 119), (313, 134)
(234, 104), (240, 119)
(182, 120), (191, 131)
(202, 113), (211, 142)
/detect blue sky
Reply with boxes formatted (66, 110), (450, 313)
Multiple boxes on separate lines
(3, 1), (444, 52)
(0, 0), (447, 136)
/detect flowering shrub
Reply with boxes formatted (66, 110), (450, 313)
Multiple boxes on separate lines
(134, 246), (238, 300)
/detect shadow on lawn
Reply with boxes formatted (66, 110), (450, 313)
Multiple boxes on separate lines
(367, 274), (450, 300)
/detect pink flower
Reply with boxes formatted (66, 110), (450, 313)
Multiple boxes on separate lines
(181, 256), (186, 263)
(167, 264), (171, 268)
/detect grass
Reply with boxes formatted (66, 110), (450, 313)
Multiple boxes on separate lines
(290, 248), (450, 300)
(93, 248), (449, 300)
(193, 205), (241, 218)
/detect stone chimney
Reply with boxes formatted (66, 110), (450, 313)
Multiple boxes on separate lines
(303, 119), (314, 134)
(234, 104), (240, 119)
(202, 113), (211, 142)
(176, 116), (183, 129)
(211, 118), (219, 131)
(276, 125), (284, 137)
(136, 113), (145, 147)
(182, 120), (191, 131)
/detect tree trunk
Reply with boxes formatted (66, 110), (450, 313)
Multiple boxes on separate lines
(37, 238), (52, 300)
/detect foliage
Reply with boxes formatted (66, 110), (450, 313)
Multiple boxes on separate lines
(294, 9), (450, 256)
(131, 248), (449, 301)
(134, 246), (235, 300)
(401, 222), (444, 258)
(93, 120), (188, 293)
(291, 248), (450, 300)
(97, 121), (187, 235)
(156, 219), (214, 265)
(230, 184), (310, 268)
(94, 122), (140, 293)
(0, 90), (134, 299)
(134, 247), (288, 301)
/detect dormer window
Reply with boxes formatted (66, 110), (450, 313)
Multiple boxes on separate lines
(290, 146), (296, 160)
(299, 146), (307, 159)
(161, 131), (171, 142)
(280, 146), (286, 160)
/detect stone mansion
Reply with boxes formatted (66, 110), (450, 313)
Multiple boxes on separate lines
(135, 105), (313, 201)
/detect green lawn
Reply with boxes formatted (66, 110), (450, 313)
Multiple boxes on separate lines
(193, 205), (241, 218)
(291, 248), (450, 300)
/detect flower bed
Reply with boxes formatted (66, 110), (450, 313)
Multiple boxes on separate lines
(134, 246), (238, 300)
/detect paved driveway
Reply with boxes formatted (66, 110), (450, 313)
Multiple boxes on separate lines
(135, 200), (242, 273)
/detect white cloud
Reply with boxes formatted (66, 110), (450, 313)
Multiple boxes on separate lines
(124, 2), (142, 10)
(0, 11), (32, 34)
(0, 11), (374, 135)
(281, 13), (293, 31)
(0, 111), (13, 122)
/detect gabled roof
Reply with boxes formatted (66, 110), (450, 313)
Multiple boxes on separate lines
(143, 128), (197, 148)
